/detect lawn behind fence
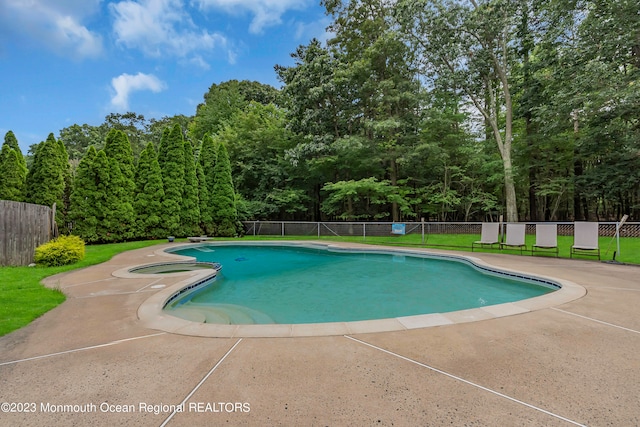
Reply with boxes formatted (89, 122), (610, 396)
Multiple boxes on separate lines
(339, 234), (640, 264)
(2, 234), (638, 337)
(239, 233), (640, 264)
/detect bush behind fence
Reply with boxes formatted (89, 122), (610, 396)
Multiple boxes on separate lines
(242, 221), (640, 239)
(0, 200), (54, 266)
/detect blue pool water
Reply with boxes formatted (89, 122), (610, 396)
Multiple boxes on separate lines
(164, 244), (555, 325)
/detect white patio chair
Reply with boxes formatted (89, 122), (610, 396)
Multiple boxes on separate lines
(472, 223), (499, 251)
(531, 224), (558, 257)
(571, 222), (600, 260)
(500, 223), (527, 254)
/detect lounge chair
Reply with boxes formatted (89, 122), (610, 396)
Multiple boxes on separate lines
(188, 236), (213, 243)
(472, 223), (499, 251)
(571, 222), (600, 259)
(500, 223), (527, 254)
(531, 224), (558, 257)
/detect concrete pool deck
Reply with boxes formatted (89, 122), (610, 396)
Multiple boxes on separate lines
(1, 241), (639, 426)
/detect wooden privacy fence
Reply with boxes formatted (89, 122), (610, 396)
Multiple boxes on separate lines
(0, 200), (55, 266)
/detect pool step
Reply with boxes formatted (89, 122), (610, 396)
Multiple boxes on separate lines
(170, 303), (275, 325)
(169, 307), (207, 323)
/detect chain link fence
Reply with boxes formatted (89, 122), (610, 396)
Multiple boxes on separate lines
(242, 221), (640, 239)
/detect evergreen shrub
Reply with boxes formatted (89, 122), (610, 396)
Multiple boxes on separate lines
(34, 235), (86, 267)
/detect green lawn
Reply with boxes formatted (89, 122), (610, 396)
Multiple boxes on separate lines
(348, 234), (639, 264)
(237, 233), (640, 264)
(0, 239), (168, 337)
(2, 233), (638, 337)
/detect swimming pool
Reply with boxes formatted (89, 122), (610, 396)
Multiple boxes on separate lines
(162, 243), (557, 325)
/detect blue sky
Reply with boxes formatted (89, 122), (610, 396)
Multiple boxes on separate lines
(0, 0), (330, 152)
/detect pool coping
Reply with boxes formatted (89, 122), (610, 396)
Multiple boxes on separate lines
(132, 241), (586, 338)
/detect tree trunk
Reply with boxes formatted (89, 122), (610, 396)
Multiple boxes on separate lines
(502, 154), (518, 223)
(520, 2), (537, 221)
(314, 184), (322, 221)
(526, 117), (538, 221)
(572, 111), (585, 220)
(486, 83), (518, 223)
(347, 195), (354, 221)
(390, 158), (399, 222)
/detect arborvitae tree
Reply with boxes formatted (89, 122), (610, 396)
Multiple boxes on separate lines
(159, 124), (186, 236)
(103, 112), (148, 159)
(199, 133), (217, 193)
(0, 144), (27, 201)
(4, 131), (26, 168)
(76, 148), (132, 242)
(92, 150), (116, 242)
(198, 133), (217, 234)
(26, 133), (66, 215)
(134, 143), (166, 239)
(103, 129), (136, 238)
(69, 147), (99, 242)
(196, 161), (212, 233)
(56, 138), (72, 231)
(104, 129), (135, 182)
(211, 142), (238, 236)
(181, 139), (201, 236)
(157, 127), (171, 169)
(104, 155), (135, 242)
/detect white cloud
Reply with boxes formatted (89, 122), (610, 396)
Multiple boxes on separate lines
(0, 0), (103, 58)
(195, 0), (310, 34)
(184, 55), (211, 70)
(110, 0), (229, 66)
(110, 72), (166, 111)
(293, 16), (333, 43)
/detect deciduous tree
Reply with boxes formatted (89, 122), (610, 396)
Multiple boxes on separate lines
(189, 80), (279, 141)
(396, 0), (522, 222)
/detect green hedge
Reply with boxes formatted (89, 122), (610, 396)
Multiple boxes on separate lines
(34, 235), (86, 267)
